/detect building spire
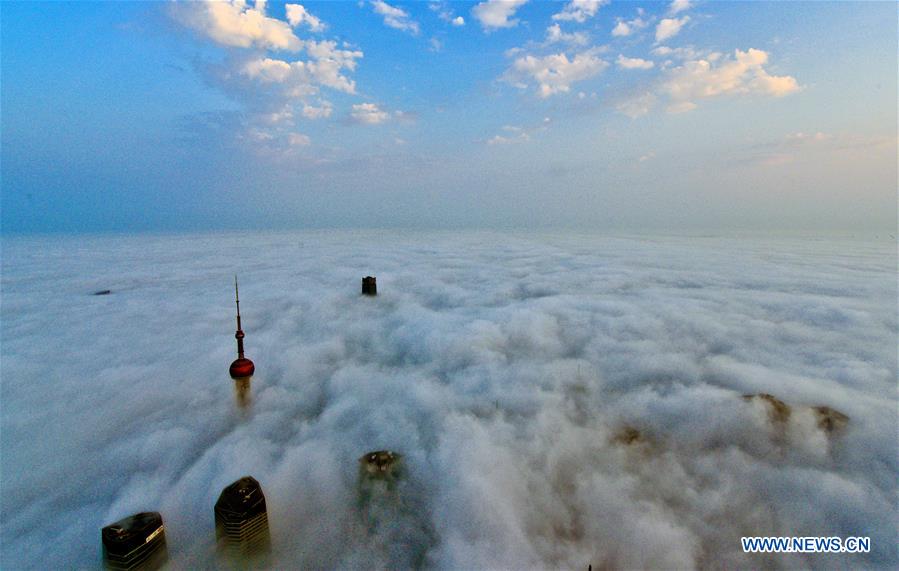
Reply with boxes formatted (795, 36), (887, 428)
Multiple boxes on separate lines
(234, 275), (242, 348)
(229, 276), (255, 379)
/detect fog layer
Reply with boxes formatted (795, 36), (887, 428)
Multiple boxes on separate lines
(1, 231), (896, 569)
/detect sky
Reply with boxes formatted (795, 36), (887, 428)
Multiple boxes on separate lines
(1, 1), (896, 234)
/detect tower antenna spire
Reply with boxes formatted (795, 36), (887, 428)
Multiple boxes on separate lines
(229, 276), (255, 379)
(235, 275), (242, 333)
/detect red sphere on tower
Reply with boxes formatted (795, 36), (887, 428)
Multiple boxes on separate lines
(229, 277), (255, 379)
(229, 357), (255, 378)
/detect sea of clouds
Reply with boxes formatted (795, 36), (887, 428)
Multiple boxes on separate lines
(1, 230), (896, 569)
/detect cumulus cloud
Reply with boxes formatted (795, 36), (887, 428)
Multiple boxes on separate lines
(611, 15), (647, 37)
(285, 3), (325, 32)
(662, 48), (800, 111)
(669, 0), (692, 14)
(241, 40), (363, 97)
(243, 57), (293, 82)
(430, 2), (465, 26)
(611, 21), (630, 37)
(617, 47), (800, 117)
(655, 16), (689, 43)
(302, 101), (333, 119)
(168, 1), (363, 151)
(472, 0), (528, 30)
(552, 0), (609, 23)
(371, 0), (420, 35)
(506, 49), (608, 98)
(1, 233), (895, 569)
(288, 132), (311, 146)
(260, 105), (295, 125)
(171, 0), (302, 51)
(617, 54), (655, 70)
(350, 102), (391, 124)
(545, 24), (589, 47)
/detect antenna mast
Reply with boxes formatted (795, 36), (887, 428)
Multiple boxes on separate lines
(234, 276), (245, 359)
(235, 275), (242, 336)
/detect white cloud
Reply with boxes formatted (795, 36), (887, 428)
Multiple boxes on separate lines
(371, 0), (420, 35)
(611, 16), (647, 37)
(430, 2), (466, 26)
(168, 2), (366, 152)
(617, 54), (655, 70)
(2, 233), (894, 569)
(504, 46), (524, 58)
(262, 105), (295, 125)
(241, 40), (363, 96)
(351, 102), (391, 124)
(669, 0), (692, 15)
(247, 126), (275, 141)
(472, 0), (529, 30)
(650, 45), (702, 60)
(302, 101), (333, 119)
(545, 24), (589, 47)
(171, 0), (302, 51)
(167, 2), (375, 153)
(552, 0), (609, 23)
(507, 49), (608, 98)
(662, 48), (800, 111)
(305, 40), (363, 92)
(616, 91), (657, 118)
(243, 57), (294, 83)
(429, 37), (443, 52)
(288, 132), (311, 146)
(655, 16), (689, 43)
(488, 127), (529, 145)
(285, 4), (325, 32)
(487, 117), (550, 145)
(612, 21), (630, 37)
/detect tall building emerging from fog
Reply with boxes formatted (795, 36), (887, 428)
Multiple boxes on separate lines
(215, 476), (271, 558)
(229, 277), (255, 379)
(101, 512), (168, 571)
(357, 450), (404, 531)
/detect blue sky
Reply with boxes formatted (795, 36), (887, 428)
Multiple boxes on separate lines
(2, 1), (896, 234)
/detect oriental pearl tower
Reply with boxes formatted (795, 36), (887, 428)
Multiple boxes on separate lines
(229, 277), (255, 379)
